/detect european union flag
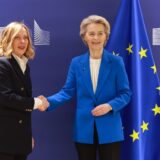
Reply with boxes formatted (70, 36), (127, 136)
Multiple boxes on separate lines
(106, 0), (160, 159)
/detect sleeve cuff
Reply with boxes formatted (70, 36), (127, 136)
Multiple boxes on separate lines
(34, 98), (42, 110)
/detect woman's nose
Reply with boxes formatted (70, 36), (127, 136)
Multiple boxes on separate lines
(93, 35), (98, 39)
(20, 38), (25, 43)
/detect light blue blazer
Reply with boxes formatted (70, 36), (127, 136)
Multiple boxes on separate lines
(47, 49), (131, 144)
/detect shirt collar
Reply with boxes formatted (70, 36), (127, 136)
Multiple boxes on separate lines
(12, 53), (28, 65)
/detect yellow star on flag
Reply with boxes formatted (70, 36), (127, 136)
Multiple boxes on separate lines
(156, 86), (160, 90)
(139, 47), (147, 59)
(150, 65), (157, 74)
(152, 104), (160, 116)
(141, 121), (149, 132)
(126, 43), (133, 55)
(130, 130), (139, 142)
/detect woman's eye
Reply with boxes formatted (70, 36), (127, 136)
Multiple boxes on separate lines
(23, 36), (28, 40)
(89, 33), (95, 36)
(14, 36), (20, 39)
(98, 32), (104, 36)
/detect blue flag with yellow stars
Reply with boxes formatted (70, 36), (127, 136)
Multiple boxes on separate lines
(106, 0), (160, 159)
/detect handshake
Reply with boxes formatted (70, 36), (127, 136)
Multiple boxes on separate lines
(35, 95), (49, 111)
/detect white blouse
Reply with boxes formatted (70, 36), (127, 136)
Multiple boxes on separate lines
(12, 53), (28, 74)
(90, 58), (101, 93)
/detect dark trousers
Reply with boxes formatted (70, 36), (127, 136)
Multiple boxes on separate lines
(75, 125), (121, 160)
(0, 153), (27, 160)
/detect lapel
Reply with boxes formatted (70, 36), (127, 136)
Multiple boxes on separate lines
(95, 50), (112, 98)
(80, 52), (95, 100)
(9, 56), (30, 87)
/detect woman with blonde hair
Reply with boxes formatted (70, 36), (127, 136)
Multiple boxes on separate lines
(0, 22), (48, 160)
(47, 15), (131, 160)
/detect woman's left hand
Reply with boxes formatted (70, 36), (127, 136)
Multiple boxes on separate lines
(91, 103), (112, 116)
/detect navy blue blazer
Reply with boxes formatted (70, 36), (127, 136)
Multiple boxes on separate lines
(47, 49), (131, 144)
(0, 56), (34, 154)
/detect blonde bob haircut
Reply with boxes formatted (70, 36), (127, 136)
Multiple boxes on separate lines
(0, 21), (35, 59)
(80, 15), (110, 46)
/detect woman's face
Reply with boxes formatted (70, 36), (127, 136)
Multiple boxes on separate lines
(84, 23), (106, 52)
(12, 27), (29, 57)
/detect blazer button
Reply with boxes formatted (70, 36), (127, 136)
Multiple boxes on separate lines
(21, 87), (24, 91)
(19, 120), (23, 124)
